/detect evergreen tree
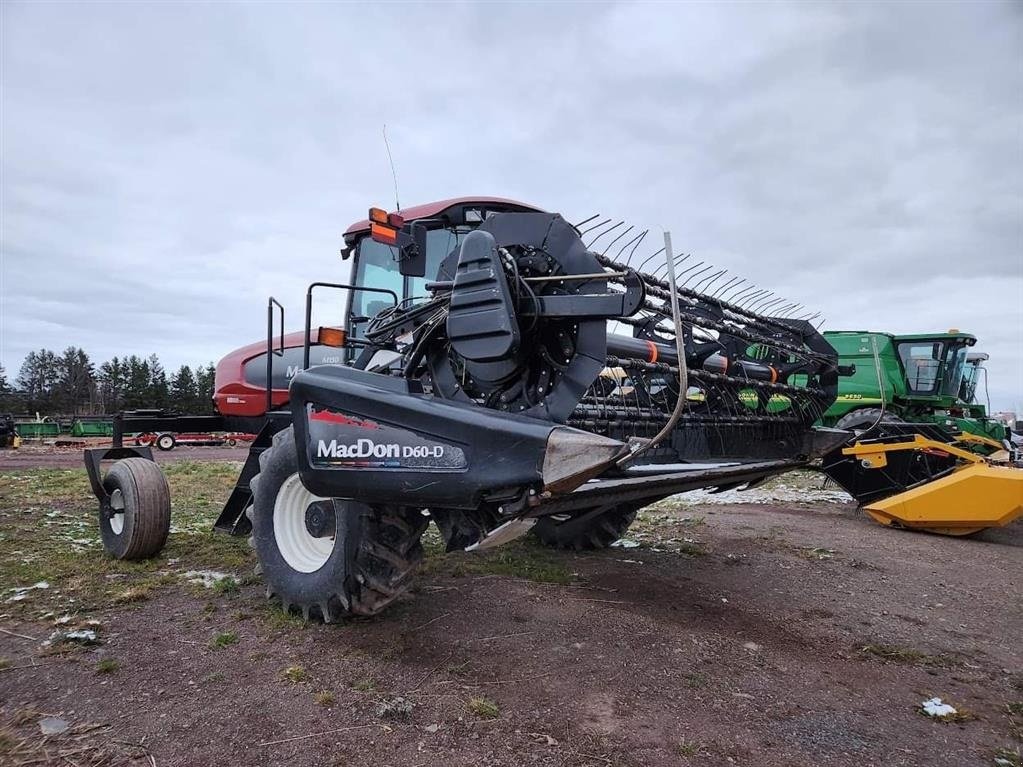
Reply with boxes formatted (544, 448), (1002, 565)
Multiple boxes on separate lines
(195, 363), (217, 414)
(147, 354), (169, 409)
(17, 349), (60, 413)
(0, 367), (23, 412)
(170, 365), (198, 412)
(56, 346), (96, 414)
(122, 355), (152, 409)
(97, 357), (127, 414)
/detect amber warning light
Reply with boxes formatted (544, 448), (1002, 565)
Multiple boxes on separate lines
(369, 207), (405, 247)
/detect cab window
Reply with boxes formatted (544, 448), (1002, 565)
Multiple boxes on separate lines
(897, 342), (943, 394)
(409, 226), (474, 299)
(350, 238), (402, 337)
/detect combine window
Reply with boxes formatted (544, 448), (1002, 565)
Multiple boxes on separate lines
(896, 340), (969, 397)
(898, 342), (943, 394)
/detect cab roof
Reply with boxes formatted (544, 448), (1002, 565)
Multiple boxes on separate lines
(893, 332), (977, 344)
(343, 196), (545, 237)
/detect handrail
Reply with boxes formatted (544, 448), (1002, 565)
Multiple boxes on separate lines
(302, 282), (399, 370)
(266, 297), (284, 413)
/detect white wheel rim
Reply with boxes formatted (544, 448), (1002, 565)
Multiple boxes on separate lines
(109, 488), (125, 535)
(273, 473), (335, 573)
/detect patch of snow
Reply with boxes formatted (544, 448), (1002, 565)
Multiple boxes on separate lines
(6, 581), (51, 602)
(39, 717), (70, 736)
(183, 570), (234, 589)
(669, 484), (851, 506)
(921, 697), (957, 717)
(610, 539), (641, 549)
(46, 628), (99, 646)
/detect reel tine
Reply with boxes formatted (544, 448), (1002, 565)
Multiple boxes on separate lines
(784, 303), (805, 319)
(574, 213), (602, 230)
(652, 252), (692, 278)
(739, 290), (770, 309)
(713, 275), (741, 298)
(616, 229), (648, 263)
(694, 269), (726, 293)
(750, 294), (780, 312)
(636, 246), (666, 273)
(579, 217), (612, 237)
(622, 230), (649, 265)
(602, 224), (634, 255)
(727, 284), (757, 303)
(586, 220), (625, 248)
(682, 265), (713, 287)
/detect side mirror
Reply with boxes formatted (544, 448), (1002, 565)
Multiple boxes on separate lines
(399, 222), (427, 278)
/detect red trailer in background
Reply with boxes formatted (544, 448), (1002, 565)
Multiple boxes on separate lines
(132, 432), (256, 451)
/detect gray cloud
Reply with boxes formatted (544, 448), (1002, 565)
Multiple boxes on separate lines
(2, 1), (1020, 410)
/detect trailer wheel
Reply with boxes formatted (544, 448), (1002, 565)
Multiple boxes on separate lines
(250, 426), (428, 621)
(155, 433), (176, 451)
(532, 503), (640, 550)
(99, 458), (171, 560)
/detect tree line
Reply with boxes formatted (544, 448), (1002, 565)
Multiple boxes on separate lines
(0, 347), (217, 416)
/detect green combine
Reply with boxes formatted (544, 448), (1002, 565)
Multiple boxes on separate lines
(820, 330), (1008, 446)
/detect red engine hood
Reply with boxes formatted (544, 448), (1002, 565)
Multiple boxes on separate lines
(214, 330), (317, 417)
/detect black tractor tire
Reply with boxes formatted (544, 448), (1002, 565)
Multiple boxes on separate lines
(155, 433), (176, 451)
(249, 426), (428, 621)
(834, 407), (904, 435)
(99, 457), (172, 560)
(532, 503), (640, 550)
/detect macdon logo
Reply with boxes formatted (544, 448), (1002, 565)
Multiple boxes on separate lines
(317, 439), (444, 460)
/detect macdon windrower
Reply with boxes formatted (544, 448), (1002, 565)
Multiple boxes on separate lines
(99, 196), (1011, 622)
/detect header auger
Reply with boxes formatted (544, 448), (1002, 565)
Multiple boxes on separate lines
(84, 197), (849, 621)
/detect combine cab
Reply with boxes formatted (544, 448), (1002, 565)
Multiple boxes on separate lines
(821, 330), (1009, 447)
(84, 197), (850, 620)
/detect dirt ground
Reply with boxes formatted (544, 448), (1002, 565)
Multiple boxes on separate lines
(0, 454), (1020, 767)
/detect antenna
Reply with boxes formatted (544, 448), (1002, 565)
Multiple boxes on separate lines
(382, 124), (401, 212)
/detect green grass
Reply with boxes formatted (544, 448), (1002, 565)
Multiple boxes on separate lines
(858, 643), (960, 668)
(314, 690), (336, 707)
(283, 665), (309, 683)
(421, 538), (573, 584)
(677, 737), (705, 757)
(352, 678), (376, 692)
(0, 462), (250, 618)
(95, 658), (119, 674)
(212, 576), (240, 595)
(466, 696), (500, 719)
(210, 631), (238, 650)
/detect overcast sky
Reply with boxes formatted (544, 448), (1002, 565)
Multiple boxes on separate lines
(1, 1), (1021, 411)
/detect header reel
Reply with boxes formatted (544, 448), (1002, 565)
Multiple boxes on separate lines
(357, 210), (841, 470)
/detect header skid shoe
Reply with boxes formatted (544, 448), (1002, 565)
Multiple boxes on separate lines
(290, 366), (627, 509)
